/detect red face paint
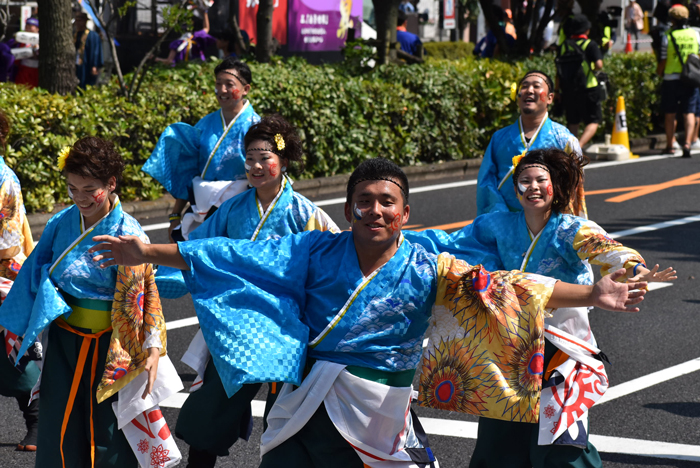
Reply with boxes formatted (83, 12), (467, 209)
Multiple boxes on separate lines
(546, 185), (553, 197)
(389, 213), (402, 233)
(231, 88), (242, 100)
(268, 162), (278, 177)
(539, 90), (548, 102)
(92, 190), (106, 205)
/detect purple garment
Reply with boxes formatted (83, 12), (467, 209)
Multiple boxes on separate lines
(168, 29), (216, 63)
(0, 43), (15, 82)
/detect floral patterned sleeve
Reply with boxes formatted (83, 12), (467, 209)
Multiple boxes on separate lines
(572, 221), (645, 277)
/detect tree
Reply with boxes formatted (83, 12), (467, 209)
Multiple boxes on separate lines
(256, 0), (274, 63)
(372, 0), (401, 65)
(38, 0), (79, 94)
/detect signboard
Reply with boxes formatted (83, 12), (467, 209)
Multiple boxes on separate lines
(239, 0), (288, 46)
(288, 0), (362, 52)
(443, 0), (455, 29)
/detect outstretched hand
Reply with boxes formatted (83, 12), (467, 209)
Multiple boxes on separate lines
(629, 264), (677, 283)
(89, 235), (148, 268)
(592, 269), (647, 312)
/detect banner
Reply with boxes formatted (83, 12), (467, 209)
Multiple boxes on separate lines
(239, 0), (288, 46)
(288, 0), (362, 52)
(443, 0), (455, 29)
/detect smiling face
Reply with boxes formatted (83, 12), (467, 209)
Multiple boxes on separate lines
(215, 69), (250, 113)
(345, 179), (410, 249)
(245, 140), (287, 190)
(516, 166), (554, 214)
(517, 74), (553, 116)
(66, 172), (115, 224)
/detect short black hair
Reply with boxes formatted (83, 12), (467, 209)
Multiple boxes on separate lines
(397, 11), (407, 26)
(214, 58), (252, 86)
(519, 70), (554, 93)
(346, 158), (409, 204)
(244, 114), (304, 172)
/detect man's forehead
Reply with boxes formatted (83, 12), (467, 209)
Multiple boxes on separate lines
(521, 75), (547, 85)
(353, 179), (403, 196)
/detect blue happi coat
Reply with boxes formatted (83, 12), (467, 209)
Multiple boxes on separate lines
(476, 117), (581, 215)
(143, 102), (260, 201)
(177, 232), (439, 397)
(0, 198), (148, 358)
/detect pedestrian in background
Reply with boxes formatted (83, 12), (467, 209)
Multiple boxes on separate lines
(555, 14), (604, 149)
(625, 0), (644, 51)
(656, 4), (699, 158)
(74, 12), (103, 88)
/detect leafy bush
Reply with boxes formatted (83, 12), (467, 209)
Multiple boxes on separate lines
(0, 51), (660, 213)
(424, 41), (475, 60)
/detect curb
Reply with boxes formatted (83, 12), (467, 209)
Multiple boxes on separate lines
(27, 158), (483, 236)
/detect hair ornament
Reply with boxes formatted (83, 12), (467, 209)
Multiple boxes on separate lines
(512, 152), (525, 169)
(274, 133), (285, 152)
(510, 82), (518, 101)
(57, 146), (71, 171)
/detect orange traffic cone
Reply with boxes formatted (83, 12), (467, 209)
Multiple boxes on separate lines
(625, 33), (633, 53)
(611, 96), (638, 158)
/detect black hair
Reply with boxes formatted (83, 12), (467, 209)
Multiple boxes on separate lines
(64, 137), (125, 187)
(397, 10), (407, 26)
(212, 28), (237, 45)
(214, 58), (252, 86)
(346, 158), (409, 205)
(519, 70), (554, 93)
(244, 114), (304, 172)
(513, 148), (589, 214)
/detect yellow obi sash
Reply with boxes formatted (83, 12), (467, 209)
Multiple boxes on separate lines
(62, 292), (112, 333)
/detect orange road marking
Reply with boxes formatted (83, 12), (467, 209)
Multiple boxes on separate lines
(414, 220), (473, 231)
(584, 172), (700, 203)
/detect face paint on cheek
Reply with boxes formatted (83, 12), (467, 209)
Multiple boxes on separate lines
(546, 185), (554, 197)
(231, 88), (242, 100)
(268, 162), (278, 177)
(244, 163), (251, 174)
(389, 213), (402, 233)
(67, 187), (74, 200)
(539, 91), (548, 102)
(517, 182), (527, 199)
(92, 190), (106, 205)
(352, 203), (363, 223)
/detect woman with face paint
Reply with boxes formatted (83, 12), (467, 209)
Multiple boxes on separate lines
(407, 148), (676, 467)
(0, 137), (184, 467)
(174, 114), (340, 468)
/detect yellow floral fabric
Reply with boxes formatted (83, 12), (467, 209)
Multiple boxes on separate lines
(97, 263), (166, 402)
(573, 223), (645, 277)
(418, 253), (556, 423)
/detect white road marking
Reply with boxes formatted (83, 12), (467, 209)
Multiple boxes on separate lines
(608, 214), (700, 239)
(159, 393), (700, 461)
(597, 357), (700, 405)
(142, 222), (171, 232)
(646, 282), (674, 291)
(166, 316), (199, 330)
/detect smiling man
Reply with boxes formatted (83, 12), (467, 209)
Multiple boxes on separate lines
(476, 70), (586, 218)
(143, 57), (260, 242)
(90, 158), (646, 468)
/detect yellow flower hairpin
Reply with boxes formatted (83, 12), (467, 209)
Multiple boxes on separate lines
(57, 146), (71, 171)
(512, 152), (525, 169)
(510, 82), (518, 101)
(274, 133), (285, 151)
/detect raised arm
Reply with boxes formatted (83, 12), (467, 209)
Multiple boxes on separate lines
(547, 268), (647, 312)
(90, 235), (188, 270)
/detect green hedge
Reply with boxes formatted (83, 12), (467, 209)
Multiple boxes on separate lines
(0, 51), (660, 213)
(423, 41), (475, 60)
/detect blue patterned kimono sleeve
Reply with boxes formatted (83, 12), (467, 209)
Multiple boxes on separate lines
(189, 200), (232, 240)
(477, 138), (510, 215)
(177, 232), (314, 396)
(0, 210), (70, 336)
(142, 122), (203, 200)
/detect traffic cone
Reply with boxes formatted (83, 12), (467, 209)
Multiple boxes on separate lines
(611, 96), (638, 158)
(625, 33), (633, 53)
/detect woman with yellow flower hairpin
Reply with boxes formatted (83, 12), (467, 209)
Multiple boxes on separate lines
(406, 147), (676, 468)
(168, 114), (339, 468)
(0, 136), (184, 467)
(0, 109), (40, 454)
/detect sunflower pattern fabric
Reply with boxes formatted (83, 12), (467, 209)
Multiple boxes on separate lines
(97, 263), (167, 402)
(418, 255), (556, 423)
(0, 161), (34, 280)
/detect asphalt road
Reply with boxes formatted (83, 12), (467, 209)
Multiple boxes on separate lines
(1, 152), (698, 467)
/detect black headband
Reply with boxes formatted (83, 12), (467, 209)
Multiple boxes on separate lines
(350, 177), (408, 199)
